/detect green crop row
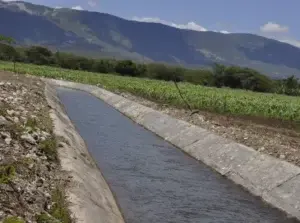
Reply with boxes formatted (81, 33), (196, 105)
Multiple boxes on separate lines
(1, 61), (300, 121)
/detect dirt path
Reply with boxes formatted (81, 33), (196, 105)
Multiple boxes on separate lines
(119, 92), (300, 167)
(0, 72), (71, 223)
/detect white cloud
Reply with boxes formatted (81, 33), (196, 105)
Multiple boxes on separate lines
(259, 22), (300, 48)
(88, 1), (97, 7)
(55, 6), (62, 9)
(220, 30), (230, 34)
(262, 34), (300, 48)
(1, 0), (16, 2)
(132, 17), (207, 32)
(131, 17), (233, 34)
(71, 5), (83, 10)
(260, 22), (289, 33)
(174, 22), (207, 32)
(279, 39), (300, 48)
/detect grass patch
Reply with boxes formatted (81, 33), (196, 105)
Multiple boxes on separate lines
(38, 136), (58, 162)
(0, 165), (16, 184)
(26, 112), (53, 133)
(25, 117), (38, 129)
(3, 217), (25, 223)
(1, 61), (300, 122)
(4, 122), (24, 141)
(37, 111), (54, 133)
(50, 187), (72, 223)
(37, 186), (72, 223)
(0, 108), (5, 116)
(36, 213), (60, 223)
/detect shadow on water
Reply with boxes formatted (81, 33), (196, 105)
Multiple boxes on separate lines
(56, 87), (298, 223)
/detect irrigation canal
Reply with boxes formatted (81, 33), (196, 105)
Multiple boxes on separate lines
(56, 87), (297, 223)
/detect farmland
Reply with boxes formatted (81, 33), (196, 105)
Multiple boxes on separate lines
(1, 61), (300, 122)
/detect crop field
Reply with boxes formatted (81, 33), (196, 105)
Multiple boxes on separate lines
(1, 61), (300, 122)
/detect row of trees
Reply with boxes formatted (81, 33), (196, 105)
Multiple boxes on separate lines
(1, 35), (300, 96)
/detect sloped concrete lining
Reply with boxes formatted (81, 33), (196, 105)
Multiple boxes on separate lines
(264, 175), (300, 219)
(226, 154), (300, 196)
(47, 79), (300, 220)
(44, 83), (125, 223)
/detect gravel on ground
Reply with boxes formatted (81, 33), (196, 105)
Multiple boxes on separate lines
(0, 72), (72, 223)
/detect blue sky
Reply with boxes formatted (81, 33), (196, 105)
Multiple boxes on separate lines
(8, 0), (300, 47)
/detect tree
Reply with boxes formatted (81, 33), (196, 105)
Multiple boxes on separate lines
(146, 63), (175, 81)
(212, 63), (226, 87)
(285, 75), (298, 89)
(280, 75), (300, 96)
(115, 60), (138, 76)
(92, 59), (116, 73)
(0, 35), (14, 44)
(25, 46), (53, 65)
(0, 34), (18, 73)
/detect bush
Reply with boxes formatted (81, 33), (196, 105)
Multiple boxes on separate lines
(92, 59), (116, 73)
(183, 69), (214, 85)
(135, 63), (147, 77)
(115, 60), (138, 76)
(0, 43), (19, 61)
(38, 137), (58, 162)
(212, 64), (274, 92)
(25, 46), (53, 65)
(54, 52), (80, 70)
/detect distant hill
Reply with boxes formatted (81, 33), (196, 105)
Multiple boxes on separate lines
(1, 0), (300, 78)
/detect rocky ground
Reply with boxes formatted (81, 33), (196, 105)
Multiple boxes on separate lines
(120, 92), (300, 167)
(0, 72), (71, 223)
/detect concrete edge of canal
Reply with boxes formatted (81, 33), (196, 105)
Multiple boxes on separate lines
(46, 78), (300, 221)
(44, 82), (126, 223)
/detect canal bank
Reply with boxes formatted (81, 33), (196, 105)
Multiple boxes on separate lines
(45, 79), (300, 222)
(45, 83), (125, 223)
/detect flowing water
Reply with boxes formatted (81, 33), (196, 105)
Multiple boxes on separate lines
(57, 87), (297, 223)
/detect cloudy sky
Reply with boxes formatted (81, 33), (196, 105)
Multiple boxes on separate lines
(6, 0), (300, 47)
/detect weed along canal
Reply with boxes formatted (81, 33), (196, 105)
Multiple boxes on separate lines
(56, 87), (297, 223)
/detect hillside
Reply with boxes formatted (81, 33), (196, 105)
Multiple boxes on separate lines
(1, 0), (300, 78)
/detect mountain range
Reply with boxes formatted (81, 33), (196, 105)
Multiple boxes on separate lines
(1, 0), (300, 78)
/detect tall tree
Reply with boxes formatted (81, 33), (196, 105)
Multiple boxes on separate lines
(0, 34), (18, 73)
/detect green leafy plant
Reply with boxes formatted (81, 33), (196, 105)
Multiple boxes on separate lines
(38, 136), (58, 162)
(3, 216), (25, 223)
(0, 165), (16, 184)
(0, 34), (17, 73)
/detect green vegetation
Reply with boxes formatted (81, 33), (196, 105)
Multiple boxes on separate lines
(0, 40), (299, 96)
(3, 216), (25, 223)
(0, 165), (16, 184)
(1, 61), (300, 122)
(38, 137), (58, 162)
(0, 35), (17, 72)
(25, 117), (39, 130)
(36, 187), (72, 223)
(50, 187), (72, 223)
(36, 213), (59, 223)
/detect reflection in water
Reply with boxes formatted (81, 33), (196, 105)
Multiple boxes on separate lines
(57, 87), (297, 223)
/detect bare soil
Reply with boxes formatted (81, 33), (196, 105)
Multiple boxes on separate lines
(119, 92), (300, 167)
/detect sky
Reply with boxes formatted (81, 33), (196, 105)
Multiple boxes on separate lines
(4, 0), (300, 47)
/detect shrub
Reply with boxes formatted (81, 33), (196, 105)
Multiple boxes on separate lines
(115, 60), (138, 76)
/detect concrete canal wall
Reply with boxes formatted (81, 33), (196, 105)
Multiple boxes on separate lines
(46, 79), (300, 221)
(45, 83), (125, 223)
